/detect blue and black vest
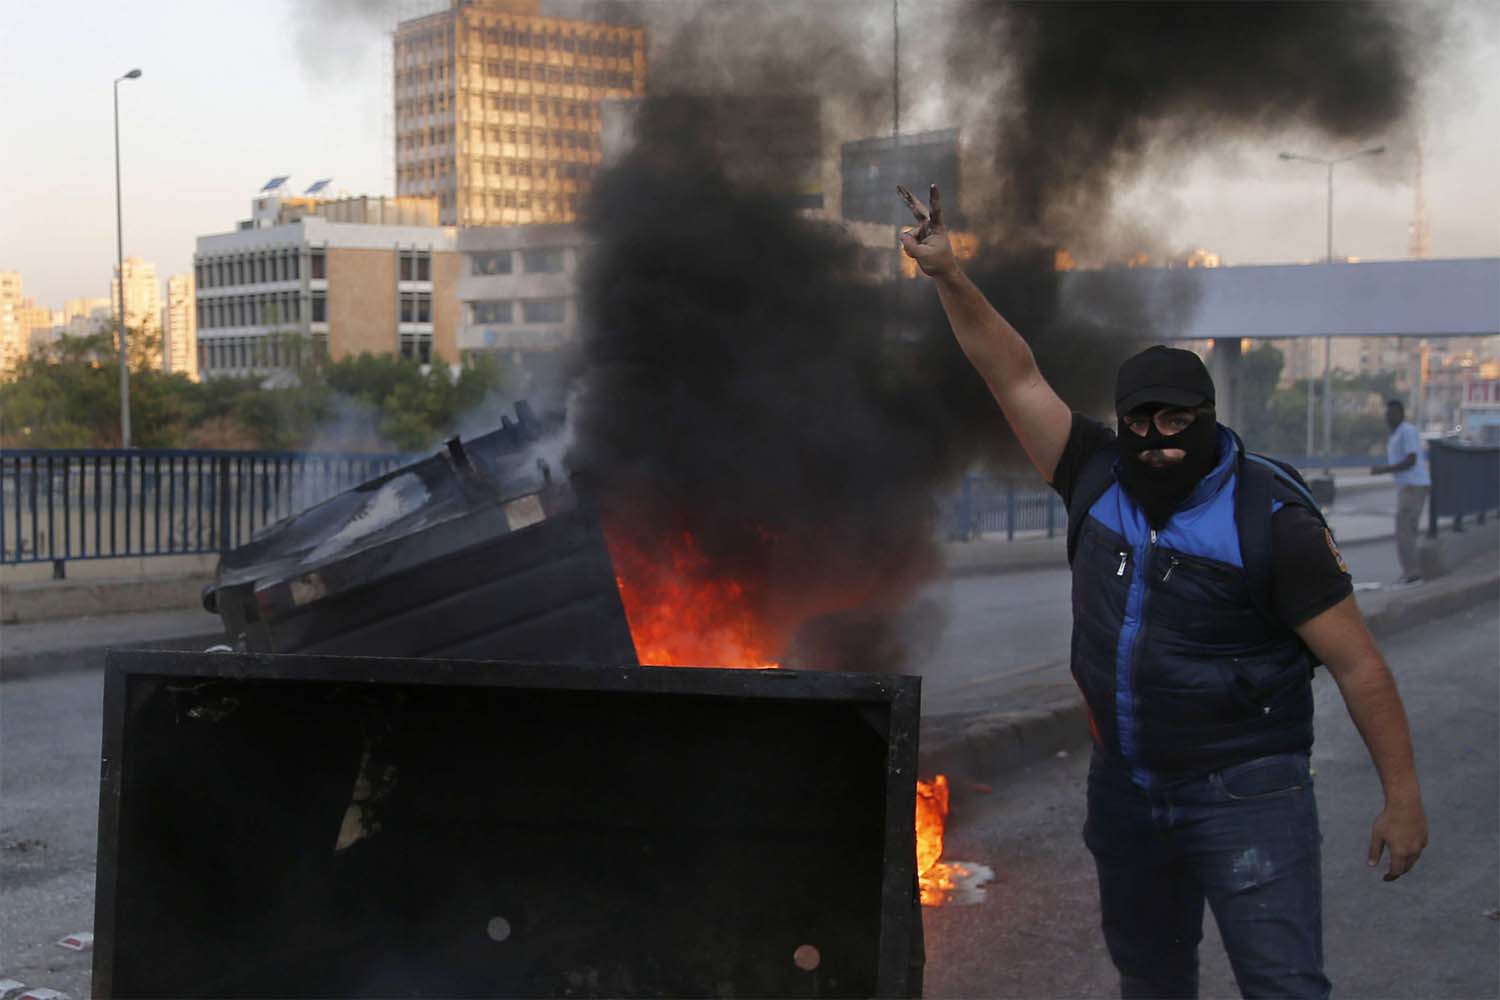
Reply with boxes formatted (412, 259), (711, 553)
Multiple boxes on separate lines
(1069, 426), (1316, 785)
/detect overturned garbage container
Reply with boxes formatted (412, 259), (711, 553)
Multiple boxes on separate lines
(203, 403), (637, 667)
(92, 649), (924, 998)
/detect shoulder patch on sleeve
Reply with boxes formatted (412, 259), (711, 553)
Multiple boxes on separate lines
(1324, 527), (1349, 575)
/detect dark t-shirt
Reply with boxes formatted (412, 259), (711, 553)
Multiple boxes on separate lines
(1050, 414), (1352, 627)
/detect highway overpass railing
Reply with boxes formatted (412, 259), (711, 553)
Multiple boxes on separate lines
(1, 448), (407, 575)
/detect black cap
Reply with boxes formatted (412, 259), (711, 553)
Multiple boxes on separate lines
(1115, 345), (1215, 415)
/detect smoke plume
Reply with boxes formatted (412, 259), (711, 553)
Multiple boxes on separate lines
(951, 1), (1437, 249)
(562, 1), (1436, 670)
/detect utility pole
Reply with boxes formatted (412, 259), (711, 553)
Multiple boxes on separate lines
(114, 68), (142, 449)
(1278, 145), (1386, 473)
(892, 0), (901, 260)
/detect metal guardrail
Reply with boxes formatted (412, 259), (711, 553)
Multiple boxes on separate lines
(945, 475), (1067, 542)
(1427, 440), (1499, 538)
(1, 449), (408, 574)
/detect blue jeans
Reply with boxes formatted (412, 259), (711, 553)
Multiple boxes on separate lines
(1084, 749), (1330, 999)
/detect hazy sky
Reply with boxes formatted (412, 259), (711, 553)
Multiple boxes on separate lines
(2, 0), (1496, 308)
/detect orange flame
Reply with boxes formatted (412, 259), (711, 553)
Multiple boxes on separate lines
(608, 528), (780, 668)
(917, 774), (964, 906)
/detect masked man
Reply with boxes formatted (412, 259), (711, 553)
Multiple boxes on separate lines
(899, 185), (1426, 999)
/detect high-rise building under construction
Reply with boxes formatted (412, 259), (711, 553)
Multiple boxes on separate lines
(394, 0), (646, 227)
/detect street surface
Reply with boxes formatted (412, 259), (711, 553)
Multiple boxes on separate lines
(4, 480), (1491, 998)
(922, 605), (1499, 998)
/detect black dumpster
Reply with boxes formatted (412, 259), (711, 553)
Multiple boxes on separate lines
(204, 403), (637, 667)
(93, 650), (923, 998)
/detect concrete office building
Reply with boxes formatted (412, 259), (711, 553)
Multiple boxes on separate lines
(194, 197), (458, 378)
(394, 0), (647, 226)
(457, 223), (583, 374)
(163, 274), (198, 380)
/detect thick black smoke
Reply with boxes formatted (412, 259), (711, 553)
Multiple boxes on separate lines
(954, 1), (1435, 247)
(572, 109), (969, 667)
(566, 1), (1433, 670)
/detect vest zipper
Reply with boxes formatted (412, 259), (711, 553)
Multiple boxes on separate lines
(1162, 556), (1180, 583)
(1116, 551), (1128, 577)
(1115, 528), (1158, 783)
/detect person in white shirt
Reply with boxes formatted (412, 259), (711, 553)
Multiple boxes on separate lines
(1370, 400), (1430, 586)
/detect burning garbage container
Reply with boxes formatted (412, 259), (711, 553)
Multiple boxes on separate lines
(203, 403), (637, 668)
(93, 649), (924, 998)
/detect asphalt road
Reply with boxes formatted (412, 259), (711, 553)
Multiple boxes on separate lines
(921, 604), (1500, 999)
(0, 480), (1471, 998)
(4, 602), (1491, 997)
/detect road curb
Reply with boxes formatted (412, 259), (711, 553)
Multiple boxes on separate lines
(1, 574), (212, 625)
(917, 566), (1500, 788)
(0, 631), (225, 683)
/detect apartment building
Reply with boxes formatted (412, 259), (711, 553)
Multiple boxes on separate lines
(111, 257), (162, 369)
(163, 274), (198, 380)
(1, 272), (65, 374)
(194, 197), (458, 378)
(457, 223), (583, 371)
(394, 0), (647, 226)
(1, 272), (29, 373)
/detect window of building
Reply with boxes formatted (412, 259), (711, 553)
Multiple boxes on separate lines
(400, 332), (434, 364)
(311, 290), (327, 323)
(472, 300), (513, 324)
(522, 298), (566, 323)
(309, 249), (326, 280)
(471, 252), (512, 276)
(399, 250), (432, 282)
(522, 248), (565, 274)
(400, 292), (432, 323)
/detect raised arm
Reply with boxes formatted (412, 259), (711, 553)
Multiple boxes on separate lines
(897, 185), (1072, 481)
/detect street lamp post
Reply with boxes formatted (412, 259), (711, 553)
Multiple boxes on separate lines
(114, 68), (142, 449)
(1278, 145), (1386, 474)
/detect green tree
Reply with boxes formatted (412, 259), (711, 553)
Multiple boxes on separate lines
(1233, 343), (1286, 453)
(2, 335), (522, 453)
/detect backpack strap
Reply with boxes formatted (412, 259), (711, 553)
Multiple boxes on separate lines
(1236, 450), (1331, 664)
(1066, 449), (1119, 565)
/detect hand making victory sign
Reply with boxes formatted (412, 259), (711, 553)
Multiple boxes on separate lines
(896, 184), (957, 277)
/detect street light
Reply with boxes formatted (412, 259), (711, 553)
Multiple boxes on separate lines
(1278, 145), (1386, 474)
(114, 68), (142, 449)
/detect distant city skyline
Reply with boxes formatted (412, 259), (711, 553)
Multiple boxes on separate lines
(2, 0), (1497, 309)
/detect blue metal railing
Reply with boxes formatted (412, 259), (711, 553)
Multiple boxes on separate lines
(945, 475), (1066, 542)
(1427, 440), (1500, 537)
(1, 449), (408, 572)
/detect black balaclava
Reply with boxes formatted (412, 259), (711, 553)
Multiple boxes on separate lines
(1116, 408), (1220, 529)
(1113, 346), (1221, 529)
